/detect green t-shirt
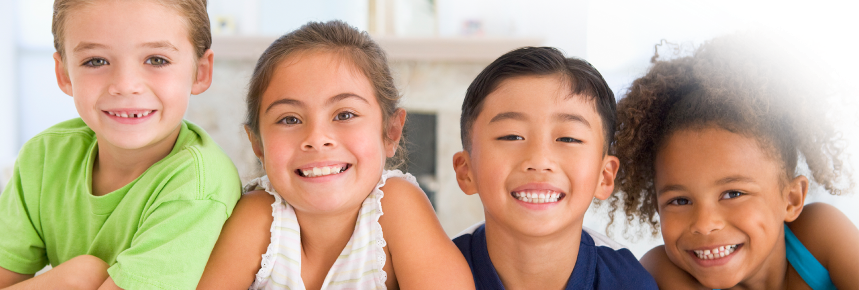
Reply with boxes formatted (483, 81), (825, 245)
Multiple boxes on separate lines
(0, 118), (241, 290)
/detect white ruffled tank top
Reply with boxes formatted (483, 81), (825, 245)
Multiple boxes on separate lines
(242, 170), (418, 290)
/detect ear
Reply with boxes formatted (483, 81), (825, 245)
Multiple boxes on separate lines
(784, 175), (808, 222)
(54, 52), (73, 96)
(384, 108), (407, 158)
(191, 49), (215, 95)
(453, 151), (479, 195)
(245, 125), (265, 167)
(594, 155), (620, 200)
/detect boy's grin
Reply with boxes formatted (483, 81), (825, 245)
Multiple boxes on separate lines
(454, 75), (618, 237)
(510, 184), (566, 204)
(55, 0), (211, 152)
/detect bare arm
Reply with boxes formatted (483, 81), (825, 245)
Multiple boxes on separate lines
(197, 191), (274, 290)
(378, 178), (475, 290)
(640, 246), (706, 290)
(3, 255), (108, 290)
(0, 267), (31, 288)
(788, 202), (859, 290)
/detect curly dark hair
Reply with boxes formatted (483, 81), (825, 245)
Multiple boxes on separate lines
(610, 32), (852, 236)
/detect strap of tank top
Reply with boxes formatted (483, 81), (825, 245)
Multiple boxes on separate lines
(784, 224), (836, 290)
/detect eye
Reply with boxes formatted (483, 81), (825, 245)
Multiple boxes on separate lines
(497, 135), (524, 141)
(145, 56), (170, 67)
(83, 58), (108, 67)
(278, 116), (301, 125)
(556, 137), (582, 143)
(668, 197), (691, 206)
(334, 111), (356, 121)
(720, 191), (744, 200)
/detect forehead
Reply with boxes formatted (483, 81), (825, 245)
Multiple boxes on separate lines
(655, 128), (783, 189)
(63, 1), (191, 52)
(262, 51), (376, 107)
(476, 75), (603, 129)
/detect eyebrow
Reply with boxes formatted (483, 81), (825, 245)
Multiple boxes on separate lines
(141, 41), (179, 52)
(73, 42), (109, 53)
(489, 112), (527, 123)
(657, 184), (686, 195)
(488, 112), (592, 128)
(264, 93), (369, 113)
(715, 175), (757, 185)
(555, 113), (591, 128)
(657, 175), (758, 195)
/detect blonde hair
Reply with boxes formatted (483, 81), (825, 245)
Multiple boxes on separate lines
(52, 0), (211, 59)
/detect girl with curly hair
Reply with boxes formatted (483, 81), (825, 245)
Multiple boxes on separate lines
(612, 33), (859, 289)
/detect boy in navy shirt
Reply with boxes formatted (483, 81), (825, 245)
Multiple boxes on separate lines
(452, 47), (656, 289)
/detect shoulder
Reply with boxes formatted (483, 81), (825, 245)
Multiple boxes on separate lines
(198, 190), (275, 289)
(789, 202), (853, 263)
(789, 203), (859, 278)
(582, 230), (657, 289)
(150, 121), (241, 205)
(18, 118), (93, 159)
(452, 222), (485, 259)
(640, 246), (701, 289)
(377, 172), (428, 210)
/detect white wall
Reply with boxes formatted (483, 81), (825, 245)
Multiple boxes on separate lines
(0, 0), (19, 188)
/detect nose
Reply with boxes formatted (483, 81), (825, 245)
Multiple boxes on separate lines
(300, 122), (337, 151)
(108, 63), (145, 96)
(521, 139), (556, 172)
(690, 204), (725, 235)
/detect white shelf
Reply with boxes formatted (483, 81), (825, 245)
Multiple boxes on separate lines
(211, 35), (543, 62)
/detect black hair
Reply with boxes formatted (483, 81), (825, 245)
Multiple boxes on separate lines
(459, 46), (616, 153)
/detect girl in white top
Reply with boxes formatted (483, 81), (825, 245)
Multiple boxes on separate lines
(198, 21), (474, 290)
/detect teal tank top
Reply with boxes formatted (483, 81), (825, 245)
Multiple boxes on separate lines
(784, 224), (836, 290)
(715, 224), (835, 290)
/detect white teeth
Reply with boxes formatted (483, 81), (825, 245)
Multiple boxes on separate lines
(512, 190), (562, 204)
(693, 244), (738, 260)
(108, 110), (153, 118)
(300, 165), (347, 177)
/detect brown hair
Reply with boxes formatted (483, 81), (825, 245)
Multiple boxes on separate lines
(610, 32), (852, 236)
(244, 20), (405, 169)
(460, 47), (616, 153)
(52, 0), (212, 59)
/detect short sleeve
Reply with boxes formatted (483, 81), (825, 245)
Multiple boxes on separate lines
(107, 200), (228, 290)
(0, 156), (49, 274)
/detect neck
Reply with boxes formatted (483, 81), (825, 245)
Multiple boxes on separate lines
(296, 208), (360, 257)
(294, 205), (362, 289)
(484, 218), (583, 290)
(91, 126), (181, 196)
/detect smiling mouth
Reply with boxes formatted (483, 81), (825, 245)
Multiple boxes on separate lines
(511, 190), (565, 204)
(296, 164), (351, 178)
(692, 244), (742, 260)
(105, 110), (155, 118)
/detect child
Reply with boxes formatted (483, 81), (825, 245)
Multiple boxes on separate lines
(197, 21), (474, 290)
(0, 0), (241, 289)
(451, 47), (657, 289)
(613, 33), (859, 289)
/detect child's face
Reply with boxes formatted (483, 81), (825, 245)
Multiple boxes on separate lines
(655, 127), (805, 288)
(251, 51), (403, 214)
(54, 0), (212, 151)
(454, 75), (618, 237)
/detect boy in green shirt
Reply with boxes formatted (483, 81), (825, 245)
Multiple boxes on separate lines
(0, 1), (241, 289)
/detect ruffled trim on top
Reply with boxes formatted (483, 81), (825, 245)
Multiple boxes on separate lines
(243, 176), (286, 290)
(371, 170), (419, 287)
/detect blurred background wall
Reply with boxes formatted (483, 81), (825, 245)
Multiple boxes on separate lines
(1, 0), (857, 257)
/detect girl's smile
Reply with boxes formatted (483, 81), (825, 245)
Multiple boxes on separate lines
(251, 51), (398, 214)
(655, 126), (805, 288)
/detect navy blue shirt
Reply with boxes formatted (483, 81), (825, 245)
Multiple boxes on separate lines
(453, 223), (657, 290)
